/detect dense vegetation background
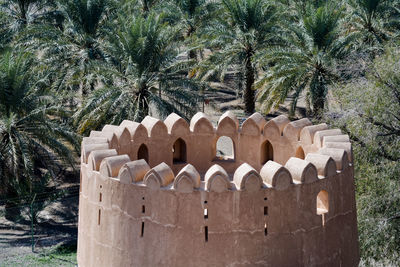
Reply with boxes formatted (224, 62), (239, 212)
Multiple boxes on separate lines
(0, 0), (399, 265)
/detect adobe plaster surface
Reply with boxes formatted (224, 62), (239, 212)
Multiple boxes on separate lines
(77, 111), (359, 267)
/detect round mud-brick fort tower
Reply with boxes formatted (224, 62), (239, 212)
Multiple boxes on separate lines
(77, 111), (359, 267)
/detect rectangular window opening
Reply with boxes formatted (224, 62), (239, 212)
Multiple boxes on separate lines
(141, 222), (144, 237)
(264, 206), (268, 216)
(99, 193), (102, 202)
(98, 209), (101, 225)
(142, 205), (145, 214)
(264, 223), (268, 236)
(204, 208), (208, 219)
(205, 226), (208, 242)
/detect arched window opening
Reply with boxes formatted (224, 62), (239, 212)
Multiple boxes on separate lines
(317, 190), (329, 226)
(172, 138), (187, 164)
(138, 144), (149, 163)
(295, 146), (305, 159)
(260, 140), (273, 165)
(215, 136), (235, 161)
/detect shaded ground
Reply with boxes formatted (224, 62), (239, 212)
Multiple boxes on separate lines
(0, 187), (79, 266)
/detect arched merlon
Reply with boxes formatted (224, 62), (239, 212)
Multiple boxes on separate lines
(120, 120), (148, 143)
(118, 159), (150, 184)
(89, 130), (103, 137)
(164, 113), (190, 136)
(263, 115), (290, 138)
(313, 129), (342, 148)
(82, 143), (110, 164)
(110, 131), (123, 153)
(323, 134), (350, 143)
(241, 112), (266, 136)
(99, 154), (131, 178)
(190, 112), (214, 133)
(82, 137), (108, 145)
(285, 157), (318, 184)
(217, 111), (239, 136)
(271, 115), (290, 135)
(233, 163), (263, 192)
(141, 116), (168, 138)
(109, 126), (132, 156)
(263, 120), (280, 139)
(260, 161), (293, 190)
(173, 164), (201, 193)
(300, 123), (328, 145)
(324, 141), (353, 162)
(97, 131), (114, 142)
(205, 164), (231, 192)
(87, 149), (118, 172)
(318, 148), (349, 171)
(144, 162), (175, 189)
(304, 153), (337, 177)
(282, 118), (312, 141)
(102, 124), (120, 132)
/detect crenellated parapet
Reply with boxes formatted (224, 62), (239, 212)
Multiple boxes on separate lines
(81, 111), (352, 182)
(77, 111), (359, 267)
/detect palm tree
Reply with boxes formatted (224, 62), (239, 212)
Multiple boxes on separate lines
(74, 13), (204, 135)
(32, 0), (114, 97)
(348, 0), (400, 48)
(0, 50), (79, 220)
(168, 0), (218, 60)
(0, 10), (12, 52)
(257, 3), (353, 116)
(200, 0), (279, 114)
(0, 0), (58, 30)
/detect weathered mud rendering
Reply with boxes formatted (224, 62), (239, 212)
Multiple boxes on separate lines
(77, 111), (359, 267)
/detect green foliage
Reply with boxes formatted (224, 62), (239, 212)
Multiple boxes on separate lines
(326, 46), (400, 264)
(0, 0), (58, 33)
(25, 0), (115, 96)
(257, 2), (353, 116)
(347, 0), (400, 49)
(74, 12), (204, 134)
(201, 0), (279, 114)
(1, 0), (400, 263)
(0, 243), (77, 266)
(0, 50), (79, 219)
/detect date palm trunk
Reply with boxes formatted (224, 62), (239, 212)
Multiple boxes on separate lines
(244, 49), (255, 114)
(138, 84), (149, 120)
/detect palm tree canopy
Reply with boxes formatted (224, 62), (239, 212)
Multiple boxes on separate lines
(74, 12), (204, 134)
(256, 3), (352, 115)
(198, 0), (279, 114)
(0, 50), (79, 196)
(348, 0), (400, 47)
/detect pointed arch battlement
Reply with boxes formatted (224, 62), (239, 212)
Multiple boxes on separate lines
(78, 112), (358, 267)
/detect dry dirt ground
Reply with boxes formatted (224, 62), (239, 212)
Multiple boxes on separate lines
(0, 186), (79, 266)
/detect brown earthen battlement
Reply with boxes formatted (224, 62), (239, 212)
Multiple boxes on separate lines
(81, 111), (352, 191)
(77, 112), (359, 267)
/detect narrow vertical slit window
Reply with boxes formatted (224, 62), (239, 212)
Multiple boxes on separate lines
(141, 222), (144, 237)
(205, 226), (208, 242)
(138, 144), (149, 163)
(98, 209), (101, 225)
(172, 138), (187, 164)
(99, 193), (102, 202)
(317, 190), (329, 226)
(261, 140), (273, 164)
(204, 208), (208, 219)
(264, 206), (268, 216)
(142, 205), (145, 214)
(264, 223), (268, 236)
